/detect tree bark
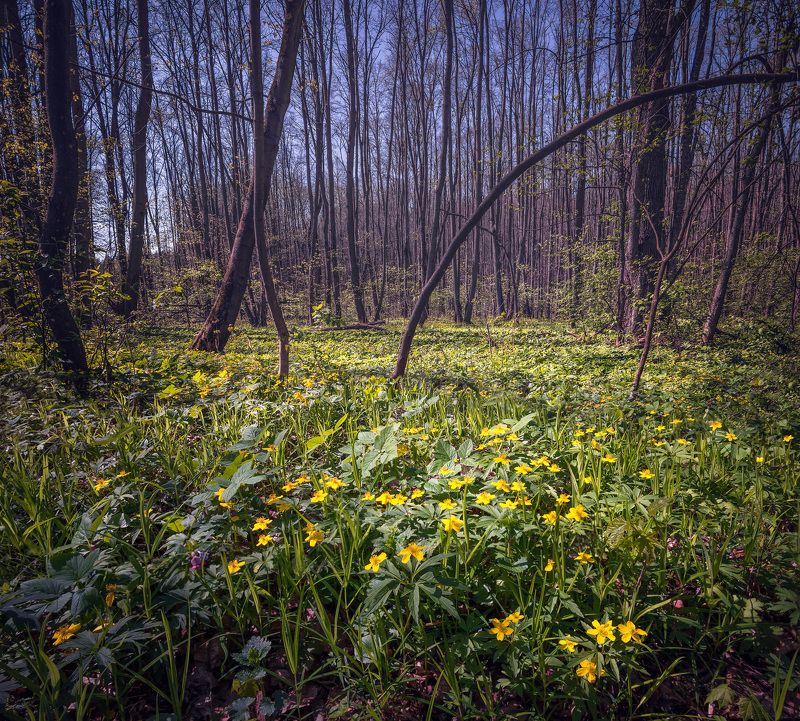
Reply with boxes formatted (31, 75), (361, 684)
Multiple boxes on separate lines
(250, 0), (290, 378)
(191, 0), (305, 352)
(36, 0), (88, 383)
(121, 0), (153, 316)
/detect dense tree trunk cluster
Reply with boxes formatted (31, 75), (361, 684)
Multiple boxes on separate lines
(0, 0), (798, 381)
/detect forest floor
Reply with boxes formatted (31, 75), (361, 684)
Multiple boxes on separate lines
(1, 320), (799, 720)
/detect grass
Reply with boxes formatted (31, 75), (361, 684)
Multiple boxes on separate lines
(0, 320), (798, 720)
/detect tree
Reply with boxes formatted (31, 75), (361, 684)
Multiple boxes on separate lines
(191, 0), (305, 352)
(35, 0), (89, 383)
(250, 0), (290, 377)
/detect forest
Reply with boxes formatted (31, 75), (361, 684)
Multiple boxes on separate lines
(0, 0), (799, 718)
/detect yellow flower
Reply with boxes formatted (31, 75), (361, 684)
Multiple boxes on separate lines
(784, 435), (794, 443)
(548, 463), (562, 473)
(93, 478), (110, 492)
(494, 453), (511, 466)
(617, 620), (647, 644)
(671, 419), (682, 425)
(257, 534), (273, 546)
(389, 493), (408, 506)
(439, 499), (457, 510)
(575, 551), (594, 564)
(601, 453), (617, 463)
(544, 559), (554, 572)
(52, 623), (81, 646)
(709, 421), (722, 431)
(448, 478), (465, 489)
(488, 618), (513, 641)
(441, 516), (464, 533)
(586, 619), (616, 645)
(505, 612), (524, 624)
(376, 491), (393, 505)
(756, 456), (764, 464)
(439, 465), (456, 476)
(725, 432), (737, 441)
(566, 505), (588, 522)
(364, 552), (387, 572)
(266, 493), (284, 505)
(227, 559), (244, 574)
(305, 527), (324, 547)
(558, 638), (577, 652)
(325, 477), (345, 490)
(252, 517), (272, 531)
(362, 491), (375, 501)
(399, 542), (425, 563)
(493, 479), (511, 493)
(310, 489), (328, 503)
(510, 480), (525, 492)
(542, 510), (558, 525)
(282, 480), (300, 492)
(116, 470), (129, 478)
(411, 489), (425, 499)
(499, 499), (518, 510)
(556, 493), (570, 505)
(475, 492), (496, 505)
(652, 439), (666, 447)
(639, 469), (654, 479)
(576, 658), (598, 683)
(676, 438), (690, 445)
(514, 463), (532, 475)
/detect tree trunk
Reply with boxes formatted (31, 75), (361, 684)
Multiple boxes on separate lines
(121, 0), (153, 316)
(250, 0), (290, 378)
(191, 0), (305, 352)
(36, 0), (88, 384)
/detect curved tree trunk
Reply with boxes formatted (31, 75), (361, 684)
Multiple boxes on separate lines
(191, 0), (305, 353)
(250, 0), (290, 378)
(392, 71), (798, 379)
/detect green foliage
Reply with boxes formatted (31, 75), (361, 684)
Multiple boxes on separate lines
(0, 323), (798, 719)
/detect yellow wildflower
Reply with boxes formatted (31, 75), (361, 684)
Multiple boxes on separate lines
(399, 542), (425, 563)
(709, 421), (722, 431)
(499, 499), (518, 510)
(364, 552), (387, 572)
(558, 638), (577, 653)
(93, 478), (110, 492)
(227, 559), (244, 574)
(310, 489), (328, 503)
(494, 453), (511, 466)
(617, 620), (647, 644)
(601, 453), (617, 463)
(514, 462), (533, 475)
(575, 551), (594, 564)
(439, 499), (457, 510)
(542, 510), (558, 525)
(475, 492), (496, 505)
(256, 534), (272, 546)
(566, 505), (588, 522)
(488, 618), (513, 641)
(544, 559), (554, 572)
(556, 493), (570, 505)
(586, 619), (615, 645)
(52, 623), (81, 646)
(305, 527), (324, 547)
(441, 516), (464, 533)
(576, 658), (598, 683)
(639, 469), (654, 479)
(411, 489), (424, 499)
(253, 517), (272, 531)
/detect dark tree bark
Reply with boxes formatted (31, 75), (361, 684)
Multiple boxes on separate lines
(250, 0), (290, 377)
(191, 0), (305, 352)
(342, 0), (367, 322)
(121, 0), (153, 316)
(623, 0), (674, 335)
(36, 0), (88, 383)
